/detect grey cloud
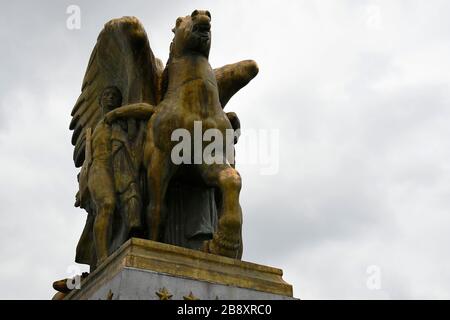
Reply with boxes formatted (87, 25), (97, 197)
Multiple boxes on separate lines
(1, 0), (450, 299)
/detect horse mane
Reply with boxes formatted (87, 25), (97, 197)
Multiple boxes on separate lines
(160, 41), (174, 101)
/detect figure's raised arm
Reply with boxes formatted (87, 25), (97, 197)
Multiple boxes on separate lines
(214, 60), (259, 109)
(105, 103), (155, 124)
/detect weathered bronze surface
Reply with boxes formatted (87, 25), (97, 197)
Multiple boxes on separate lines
(69, 11), (258, 270)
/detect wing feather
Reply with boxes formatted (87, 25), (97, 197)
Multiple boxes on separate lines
(69, 16), (160, 167)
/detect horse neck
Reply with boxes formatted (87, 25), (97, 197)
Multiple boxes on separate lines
(165, 54), (213, 94)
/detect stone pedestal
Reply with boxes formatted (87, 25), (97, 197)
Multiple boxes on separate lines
(64, 238), (294, 300)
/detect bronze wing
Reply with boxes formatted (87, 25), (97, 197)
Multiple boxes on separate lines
(69, 16), (162, 168)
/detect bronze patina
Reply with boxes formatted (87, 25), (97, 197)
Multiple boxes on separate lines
(69, 10), (258, 271)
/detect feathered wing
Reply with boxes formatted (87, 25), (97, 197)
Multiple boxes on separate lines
(69, 16), (161, 168)
(71, 17), (161, 266)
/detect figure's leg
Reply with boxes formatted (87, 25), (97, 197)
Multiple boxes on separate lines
(89, 166), (116, 266)
(197, 163), (243, 259)
(146, 148), (176, 241)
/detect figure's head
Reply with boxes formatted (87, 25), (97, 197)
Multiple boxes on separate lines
(170, 9), (212, 58)
(100, 86), (122, 114)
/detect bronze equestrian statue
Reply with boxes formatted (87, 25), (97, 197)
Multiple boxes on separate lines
(69, 11), (258, 269)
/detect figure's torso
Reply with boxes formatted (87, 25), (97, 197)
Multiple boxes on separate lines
(92, 121), (112, 162)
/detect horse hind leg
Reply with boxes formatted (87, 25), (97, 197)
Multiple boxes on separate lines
(198, 163), (243, 259)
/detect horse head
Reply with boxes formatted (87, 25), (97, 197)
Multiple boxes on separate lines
(170, 10), (212, 59)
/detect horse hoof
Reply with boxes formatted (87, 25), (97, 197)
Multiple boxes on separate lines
(202, 237), (240, 259)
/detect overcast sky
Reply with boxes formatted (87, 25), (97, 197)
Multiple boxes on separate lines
(1, 0), (450, 299)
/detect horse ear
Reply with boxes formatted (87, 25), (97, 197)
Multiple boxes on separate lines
(172, 17), (182, 34)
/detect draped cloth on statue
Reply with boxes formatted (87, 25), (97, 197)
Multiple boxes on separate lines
(164, 182), (218, 251)
(76, 172), (219, 268)
(109, 120), (143, 252)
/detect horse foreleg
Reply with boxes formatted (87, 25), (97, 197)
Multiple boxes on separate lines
(146, 149), (175, 241)
(198, 163), (243, 259)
